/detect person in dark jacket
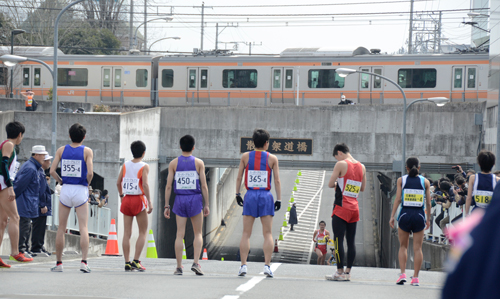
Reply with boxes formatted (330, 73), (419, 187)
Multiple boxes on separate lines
(289, 203), (298, 231)
(14, 145), (47, 254)
(31, 155), (52, 255)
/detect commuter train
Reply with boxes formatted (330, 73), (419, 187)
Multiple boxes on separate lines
(2, 46), (489, 106)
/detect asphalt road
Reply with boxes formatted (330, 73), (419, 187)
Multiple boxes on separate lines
(0, 256), (446, 299)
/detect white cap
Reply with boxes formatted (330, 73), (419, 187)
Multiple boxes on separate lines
(44, 154), (53, 160)
(31, 145), (48, 155)
(341, 95), (346, 100)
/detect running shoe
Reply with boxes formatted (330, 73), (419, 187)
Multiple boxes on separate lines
(131, 260), (146, 272)
(191, 263), (204, 275)
(9, 252), (33, 263)
(238, 264), (247, 277)
(174, 267), (183, 275)
(263, 265), (273, 278)
(80, 262), (91, 273)
(344, 272), (351, 281)
(396, 273), (407, 285)
(325, 271), (346, 281)
(410, 276), (420, 286)
(51, 263), (63, 272)
(125, 262), (133, 272)
(0, 257), (11, 268)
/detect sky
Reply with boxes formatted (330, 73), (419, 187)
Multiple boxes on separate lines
(140, 0), (482, 55)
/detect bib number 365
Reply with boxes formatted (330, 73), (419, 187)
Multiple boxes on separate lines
(247, 170), (268, 188)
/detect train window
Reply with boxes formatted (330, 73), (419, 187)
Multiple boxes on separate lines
(454, 68), (463, 88)
(361, 73), (370, 89)
(397, 68), (436, 88)
(34, 68), (41, 86)
(273, 69), (281, 88)
(467, 68), (476, 88)
(189, 69), (196, 88)
(23, 68), (29, 86)
(136, 69), (148, 87)
(115, 69), (122, 88)
(373, 69), (382, 89)
(201, 69), (208, 88)
(162, 69), (174, 88)
(57, 68), (88, 86)
(0, 67), (7, 85)
(307, 70), (344, 88)
(222, 70), (258, 88)
(103, 69), (111, 87)
(285, 69), (293, 88)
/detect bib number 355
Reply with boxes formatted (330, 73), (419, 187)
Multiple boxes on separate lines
(61, 160), (82, 178)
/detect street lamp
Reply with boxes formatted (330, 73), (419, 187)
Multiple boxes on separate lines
(336, 68), (449, 174)
(134, 17), (174, 50)
(1, 54), (54, 77)
(9, 29), (25, 98)
(147, 37), (181, 53)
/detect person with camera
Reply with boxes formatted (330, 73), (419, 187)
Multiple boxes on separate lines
(438, 181), (455, 232)
(451, 176), (468, 223)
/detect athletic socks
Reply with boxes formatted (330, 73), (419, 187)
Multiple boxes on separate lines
(57, 261), (62, 266)
(81, 260), (87, 265)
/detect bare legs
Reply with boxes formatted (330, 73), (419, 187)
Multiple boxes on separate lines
(123, 210), (149, 263)
(398, 228), (410, 274)
(239, 215), (255, 265)
(239, 215), (273, 266)
(412, 230), (425, 278)
(0, 190), (20, 256)
(56, 202), (89, 261)
(315, 248), (325, 265)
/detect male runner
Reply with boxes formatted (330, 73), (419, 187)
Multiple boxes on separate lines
(326, 143), (366, 281)
(0, 121), (32, 267)
(164, 135), (209, 275)
(117, 140), (153, 272)
(235, 129), (281, 278)
(465, 150), (499, 215)
(50, 123), (93, 273)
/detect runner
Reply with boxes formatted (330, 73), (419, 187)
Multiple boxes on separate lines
(235, 129), (281, 278)
(117, 140), (153, 272)
(325, 143), (366, 281)
(313, 221), (330, 265)
(389, 157), (431, 286)
(0, 121), (32, 268)
(50, 123), (93, 273)
(465, 150), (499, 215)
(163, 135), (209, 276)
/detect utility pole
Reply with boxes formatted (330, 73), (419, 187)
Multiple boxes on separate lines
(144, 0), (147, 52)
(408, 0), (414, 54)
(201, 2), (204, 51)
(215, 22), (238, 51)
(129, 0), (134, 49)
(438, 11), (442, 53)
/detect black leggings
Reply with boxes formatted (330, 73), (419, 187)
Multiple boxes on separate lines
(332, 215), (357, 270)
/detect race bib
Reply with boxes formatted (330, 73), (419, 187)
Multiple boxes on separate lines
(403, 189), (424, 207)
(343, 179), (362, 198)
(247, 170), (268, 188)
(9, 161), (20, 180)
(475, 191), (493, 207)
(61, 159), (82, 177)
(175, 171), (197, 190)
(122, 178), (140, 195)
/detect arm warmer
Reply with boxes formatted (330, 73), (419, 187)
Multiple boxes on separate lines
(1, 156), (12, 187)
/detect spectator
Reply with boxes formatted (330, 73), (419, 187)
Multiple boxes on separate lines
(289, 203), (297, 231)
(14, 145), (48, 255)
(55, 182), (62, 195)
(494, 171), (500, 179)
(451, 176), (467, 223)
(338, 95), (353, 105)
(100, 189), (108, 207)
(438, 181), (454, 232)
(21, 90), (37, 112)
(31, 155), (53, 256)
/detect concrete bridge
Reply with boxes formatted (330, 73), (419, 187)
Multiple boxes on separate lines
(0, 101), (486, 267)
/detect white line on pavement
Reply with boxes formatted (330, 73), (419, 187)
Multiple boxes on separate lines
(221, 263), (282, 299)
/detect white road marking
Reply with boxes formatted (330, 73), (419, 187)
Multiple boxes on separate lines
(221, 263), (282, 299)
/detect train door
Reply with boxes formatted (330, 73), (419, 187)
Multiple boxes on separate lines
(21, 66), (41, 99)
(101, 67), (123, 103)
(451, 66), (478, 101)
(271, 67), (294, 104)
(187, 68), (210, 104)
(358, 67), (383, 104)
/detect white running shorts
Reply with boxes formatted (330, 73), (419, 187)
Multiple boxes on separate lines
(59, 184), (88, 208)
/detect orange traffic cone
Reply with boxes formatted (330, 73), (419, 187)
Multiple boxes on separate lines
(202, 248), (208, 260)
(103, 219), (121, 256)
(274, 239), (279, 253)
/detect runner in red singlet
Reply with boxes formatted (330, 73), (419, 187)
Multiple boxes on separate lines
(325, 143), (366, 282)
(313, 220), (330, 265)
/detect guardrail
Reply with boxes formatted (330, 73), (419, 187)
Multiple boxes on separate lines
(47, 194), (110, 238)
(424, 202), (464, 244)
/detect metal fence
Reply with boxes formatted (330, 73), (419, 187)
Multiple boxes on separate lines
(424, 203), (464, 244)
(47, 194), (111, 238)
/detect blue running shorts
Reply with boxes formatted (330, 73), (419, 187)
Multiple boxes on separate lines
(398, 208), (426, 233)
(242, 189), (274, 218)
(173, 194), (203, 218)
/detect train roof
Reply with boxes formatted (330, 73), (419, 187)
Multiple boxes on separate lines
(0, 46), (64, 56)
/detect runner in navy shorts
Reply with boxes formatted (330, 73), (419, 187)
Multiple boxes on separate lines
(235, 129), (281, 278)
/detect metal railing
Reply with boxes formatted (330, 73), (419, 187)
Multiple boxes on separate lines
(424, 202), (464, 244)
(47, 194), (111, 238)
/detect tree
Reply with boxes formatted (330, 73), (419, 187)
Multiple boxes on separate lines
(59, 22), (121, 54)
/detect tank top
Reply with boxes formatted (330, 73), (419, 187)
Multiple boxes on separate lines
(61, 144), (88, 186)
(401, 174), (426, 210)
(25, 95), (33, 107)
(335, 159), (364, 210)
(315, 230), (327, 246)
(121, 160), (146, 195)
(0, 140), (20, 183)
(473, 173), (497, 208)
(244, 151), (272, 191)
(174, 155), (201, 195)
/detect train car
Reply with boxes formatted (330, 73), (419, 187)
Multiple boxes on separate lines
(1, 47), (489, 107)
(156, 47), (489, 106)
